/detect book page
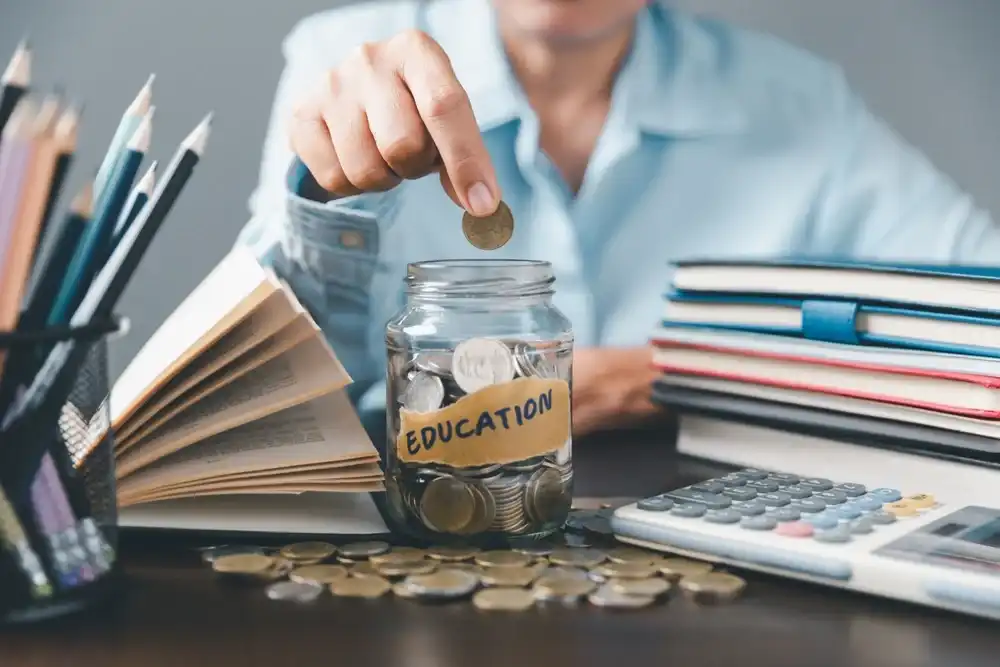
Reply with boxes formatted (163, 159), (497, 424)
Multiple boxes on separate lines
(117, 391), (378, 495)
(126, 481), (384, 504)
(110, 248), (278, 428)
(115, 335), (351, 477)
(123, 458), (380, 489)
(117, 492), (390, 535)
(115, 287), (303, 443)
(116, 315), (316, 452)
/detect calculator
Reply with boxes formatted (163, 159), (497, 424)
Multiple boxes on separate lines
(611, 468), (1000, 620)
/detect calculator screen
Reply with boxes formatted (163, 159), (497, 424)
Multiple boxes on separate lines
(877, 506), (1000, 576)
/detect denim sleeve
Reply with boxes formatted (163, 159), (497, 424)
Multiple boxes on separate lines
(806, 69), (1000, 264)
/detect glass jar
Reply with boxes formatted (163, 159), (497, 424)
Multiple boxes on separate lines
(384, 259), (574, 545)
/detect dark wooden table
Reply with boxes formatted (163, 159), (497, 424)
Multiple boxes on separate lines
(4, 426), (999, 667)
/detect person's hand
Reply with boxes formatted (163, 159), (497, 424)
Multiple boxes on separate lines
(288, 30), (501, 216)
(571, 346), (665, 437)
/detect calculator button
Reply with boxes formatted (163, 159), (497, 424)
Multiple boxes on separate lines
(775, 521), (814, 538)
(868, 510), (897, 525)
(799, 478), (834, 491)
(740, 515), (777, 531)
(834, 504), (863, 520)
(719, 474), (747, 487)
(869, 488), (902, 502)
(745, 479), (780, 493)
(690, 480), (725, 494)
(834, 483), (867, 497)
(766, 473), (800, 486)
(812, 490), (847, 505)
(734, 468), (770, 480)
(666, 489), (731, 510)
(849, 517), (875, 534)
(905, 493), (935, 509)
(766, 507), (801, 522)
(813, 525), (852, 543)
(670, 503), (707, 518)
(854, 495), (884, 512)
(793, 498), (827, 514)
(885, 502), (917, 517)
(803, 512), (840, 530)
(721, 487), (758, 502)
(757, 492), (791, 507)
(782, 485), (814, 500)
(637, 496), (674, 512)
(704, 509), (743, 524)
(731, 501), (767, 516)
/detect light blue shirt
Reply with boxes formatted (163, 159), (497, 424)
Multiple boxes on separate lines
(236, 0), (999, 412)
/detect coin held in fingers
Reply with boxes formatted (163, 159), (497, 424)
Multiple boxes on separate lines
(462, 200), (514, 250)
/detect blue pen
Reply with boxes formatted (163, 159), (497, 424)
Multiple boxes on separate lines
(46, 108), (152, 326)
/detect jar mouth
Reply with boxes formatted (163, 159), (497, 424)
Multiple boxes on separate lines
(405, 259), (554, 299)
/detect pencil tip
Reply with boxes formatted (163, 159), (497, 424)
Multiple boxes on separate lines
(73, 182), (95, 217)
(203, 111), (214, 127)
(17, 36), (30, 52)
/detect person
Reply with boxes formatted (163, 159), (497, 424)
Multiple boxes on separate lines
(236, 0), (999, 438)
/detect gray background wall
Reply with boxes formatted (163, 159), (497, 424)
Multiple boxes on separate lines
(0, 0), (997, 379)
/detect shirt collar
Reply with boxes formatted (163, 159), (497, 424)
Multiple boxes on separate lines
(430, 0), (748, 137)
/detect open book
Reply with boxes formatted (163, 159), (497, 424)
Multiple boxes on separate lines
(109, 248), (388, 535)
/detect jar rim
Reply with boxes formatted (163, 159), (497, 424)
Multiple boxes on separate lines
(405, 259), (555, 298)
(408, 259), (552, 270)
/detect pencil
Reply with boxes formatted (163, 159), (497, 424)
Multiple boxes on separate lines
(0, 484), (52, 599)
(0, 100), (36, 263)
(1, 112), (212, 434)
(94, 75), (153, 204)
(45, 107), (152, 327)
(0, 39), (30, 136)
(111, 161), (155, 248)
(34, 103), (80, 265)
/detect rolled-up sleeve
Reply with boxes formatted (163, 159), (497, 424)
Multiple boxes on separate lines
(807, 68), (1000, 264)
(235, 14), (402, 400)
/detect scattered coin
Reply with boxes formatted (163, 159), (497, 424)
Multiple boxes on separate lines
(330, 575), (392, 598)
(533, 576), (597, 603)
(279, 542), (337, 562)
(510, 541), (554, 557)
(475, 550), (534, 568)
(392, 581), (419, 599)
(679, 572), (747, 604)
(266, 580), (324, 603)
(548, 548), (606, 569)
(289, 564), (350, 585)
(404, 569), (480, 600)
(473, 587), (535, 611)
(212, 553), (275, 576)
(375, 559), (438, 578)
(451, 338), (517, 393)
(607, 547), (663, 566)
(658, 557), (714, 581)
(427, 546), (480, 562)
(479, 566), (539, 587)
(370, 549), (426, 566)
(257, 559), (296, 582)
(587, 585), (655, 610)
(592, 561), (659, 580)
(461, 199), (515, 251)
(349, 561), (381, 578)
(339, 541), (391, 560)
(535, 566), (590, 583)
(609, 578), (671, 598)
(199, 545), (265, 563)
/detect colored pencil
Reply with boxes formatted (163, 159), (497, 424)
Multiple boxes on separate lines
(34, 103), (80, 264)
(93, 75), (152, 205)
(112, 161), (155, 247)
(0, 39), (30, 136)
(45, 107), (152, 327)
(0, 100), (36, 263)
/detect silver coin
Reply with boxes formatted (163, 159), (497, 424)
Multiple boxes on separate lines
(513, 342), (559, 379)
(451, 338), (517, 393)
(403, 569), (480, 600)
(339, 541), (391, 559)
(266, 580), (324, 602)
(587, 584), (655, 609)
(199, 545), (265, 563)
(412, 351), (453, 377)
(401, 371), (445, 413)
(525, 467), (570, 525)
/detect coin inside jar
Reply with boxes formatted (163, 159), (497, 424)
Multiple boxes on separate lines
(451, 338), (517, 394)
(419, 477), (477, 534)
(461, 200), (515, 251)
(400, 371), (445, 413)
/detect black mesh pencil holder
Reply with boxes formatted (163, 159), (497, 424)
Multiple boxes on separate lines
(0, 316), (125, 625)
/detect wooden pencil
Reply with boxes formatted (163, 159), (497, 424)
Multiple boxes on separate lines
(0, 39), (30, 136)
(0, 100), (36, 260)
(34, 103), (80, 264)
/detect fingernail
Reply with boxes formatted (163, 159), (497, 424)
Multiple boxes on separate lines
(467, 182), (497, 217)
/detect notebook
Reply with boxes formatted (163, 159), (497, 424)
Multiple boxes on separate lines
(665, 259), (1000, 356)
(91, 248), (387, 534)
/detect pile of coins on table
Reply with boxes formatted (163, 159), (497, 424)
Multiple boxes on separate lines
(386, 336), (573, 539)
(201, 532), (747, 610)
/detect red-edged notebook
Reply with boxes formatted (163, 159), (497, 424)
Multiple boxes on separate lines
(651, 340), (1000, 419)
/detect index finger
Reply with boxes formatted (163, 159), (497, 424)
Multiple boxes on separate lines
(393, 33), (501, 217)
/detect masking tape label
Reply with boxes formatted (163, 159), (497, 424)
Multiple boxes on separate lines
(396, 377), (570, 468)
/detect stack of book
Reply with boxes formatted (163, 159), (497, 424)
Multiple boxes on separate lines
(651, 259), (1000, 489)
(110, 248), (389, 536)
